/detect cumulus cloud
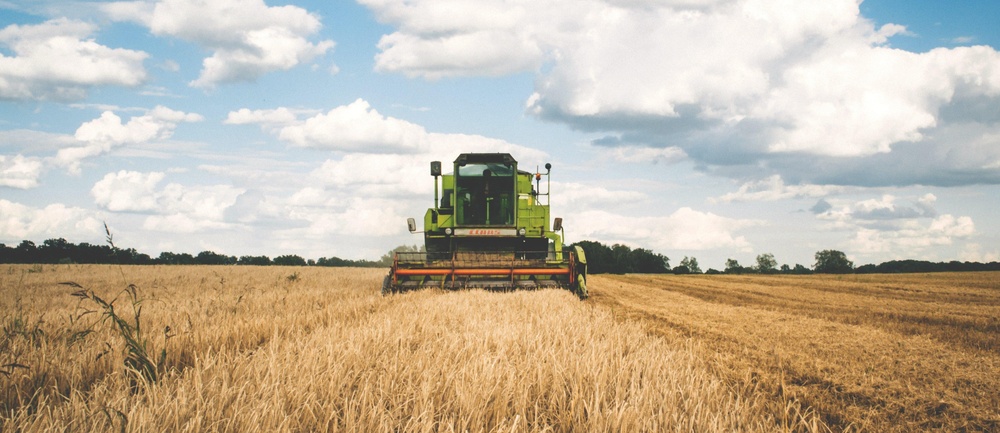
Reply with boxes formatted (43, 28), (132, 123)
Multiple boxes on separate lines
(850, 194), (937, 220)
(224, 107), (301, 127)
(850, 215), (974, 256)
(960, 243), (999, 263)
(277, 99), (429, 153)
(362, 0), (544, 78)
(104, 0), (334, 87)
(91, 170), (165, 212)
(574, 207), (758, 252)
(281, 196), (407, 238)
(552, 181), (647, 210)
(0, 155), (44, 189)
(54, 106), (203, 174)
(714, 175), (844, 203)
(0, 18), (147, 100)
(228, 98), (547, 205)
(233, 99), (547, 159)
(599, 145), (688, 165)
(361, 0), (1000, 188)
(0, 199), (105, 242)
(91, 170), (243, 233)
(814, 193), (974, 260)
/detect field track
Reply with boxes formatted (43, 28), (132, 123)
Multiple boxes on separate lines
(2, 265), (998, 432)
(590, 272), (1000, 432)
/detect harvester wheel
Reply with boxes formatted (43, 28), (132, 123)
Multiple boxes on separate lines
(577, 275), (588, 300)
(381, 274), (392, 296)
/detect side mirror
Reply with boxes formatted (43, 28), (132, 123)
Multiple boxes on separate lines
(407, 218), (417, 233)
(430, 161), (441, 176)
(553, 217), (563, 231)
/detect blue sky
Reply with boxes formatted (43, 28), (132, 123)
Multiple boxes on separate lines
(1, 0), (999, 269)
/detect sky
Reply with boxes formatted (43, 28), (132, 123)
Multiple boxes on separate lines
(1, 0), (999, 270)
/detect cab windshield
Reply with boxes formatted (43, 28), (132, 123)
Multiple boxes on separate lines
(455, 162), (515, 226)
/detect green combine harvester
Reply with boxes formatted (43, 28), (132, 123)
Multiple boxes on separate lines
(383, 153), (588, 299)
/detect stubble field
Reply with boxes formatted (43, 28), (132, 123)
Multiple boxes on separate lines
(1, 265), (997, 432)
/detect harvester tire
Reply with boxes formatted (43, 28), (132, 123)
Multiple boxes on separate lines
(381, 274), (392, 296)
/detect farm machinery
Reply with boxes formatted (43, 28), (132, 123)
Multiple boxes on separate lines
(383, 153), (588, 299)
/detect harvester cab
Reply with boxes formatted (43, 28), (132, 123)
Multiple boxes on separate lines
(383, 153), (588, 299)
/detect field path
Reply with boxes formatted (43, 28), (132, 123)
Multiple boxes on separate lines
(588, 273), (1000, 432)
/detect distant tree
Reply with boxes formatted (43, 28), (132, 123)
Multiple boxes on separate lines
(791, 264), (812, 274)
(158, 251), (196, 265)
(755, 253), (778, 274)
(814, 250), (853, 274)
(628, 247), (670, 273)
(611, 244), (633, 273)
(679, 256), (702, 274)
(570, 241), (668, 274)
(196, 250), (234, 265)
(16, 240), (38, 263)
(724, 258), (744, 274)
(704, 268), (722, 275)
(379, 245), (423, 266)
(672, 265), (690, 274)
(855, 264), (877, 274)
(780, 264), (791, 273)
(0, 243), (12, 263)
(116, 247), (154, 265)
(573, 241), (615, 274)
(40, 238), (72, 263)
(238, 255), (271, 266)
(273, 255), (307, 266)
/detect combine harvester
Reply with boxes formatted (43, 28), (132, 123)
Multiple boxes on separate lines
(384, 153), (587, 299)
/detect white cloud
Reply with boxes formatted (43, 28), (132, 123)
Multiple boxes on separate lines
(603, 146), (688, 165)
(91, 170), (165, 212)
(0, 199), (105, 242)
(0, 155), (44, 189)
(224, 107), (300, 126)
(142, 213), (233, 233)
(266, 99), (546, 159)
(574, 207), (758, 252)
(553, 181), (647, 210)
(0, 129), (80, 153)
(54, 106), (203, 174)
(276, 99), (430, 153)
(362, 0), (543, 78)
(104, 0), (334, 88)
(375, 29), (543, 79)
(714, 175), (844, 203)
(0, 18), (147, 100)
(814, 193), (973, 260)
(959, 243), (999, 263)
(281, 196), (406, 238)
(361, 0), (1000, 187)
(311, 154), (428, 197)
(91, 170), (243, 233)
(850, 214), (975, 255)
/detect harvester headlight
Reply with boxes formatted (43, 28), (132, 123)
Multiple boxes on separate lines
(445, 228), (453, 235)
(518, 228), (526, 236)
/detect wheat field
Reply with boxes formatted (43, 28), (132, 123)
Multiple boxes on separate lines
(1, 265), (997, 432)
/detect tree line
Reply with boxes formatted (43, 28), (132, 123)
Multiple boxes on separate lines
(3, 237), (998, 274)
(0, 239), (383, 268)
(572, 242), (1000, 275)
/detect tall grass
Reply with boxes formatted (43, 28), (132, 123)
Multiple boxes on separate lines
(1, 265), (791, 432)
